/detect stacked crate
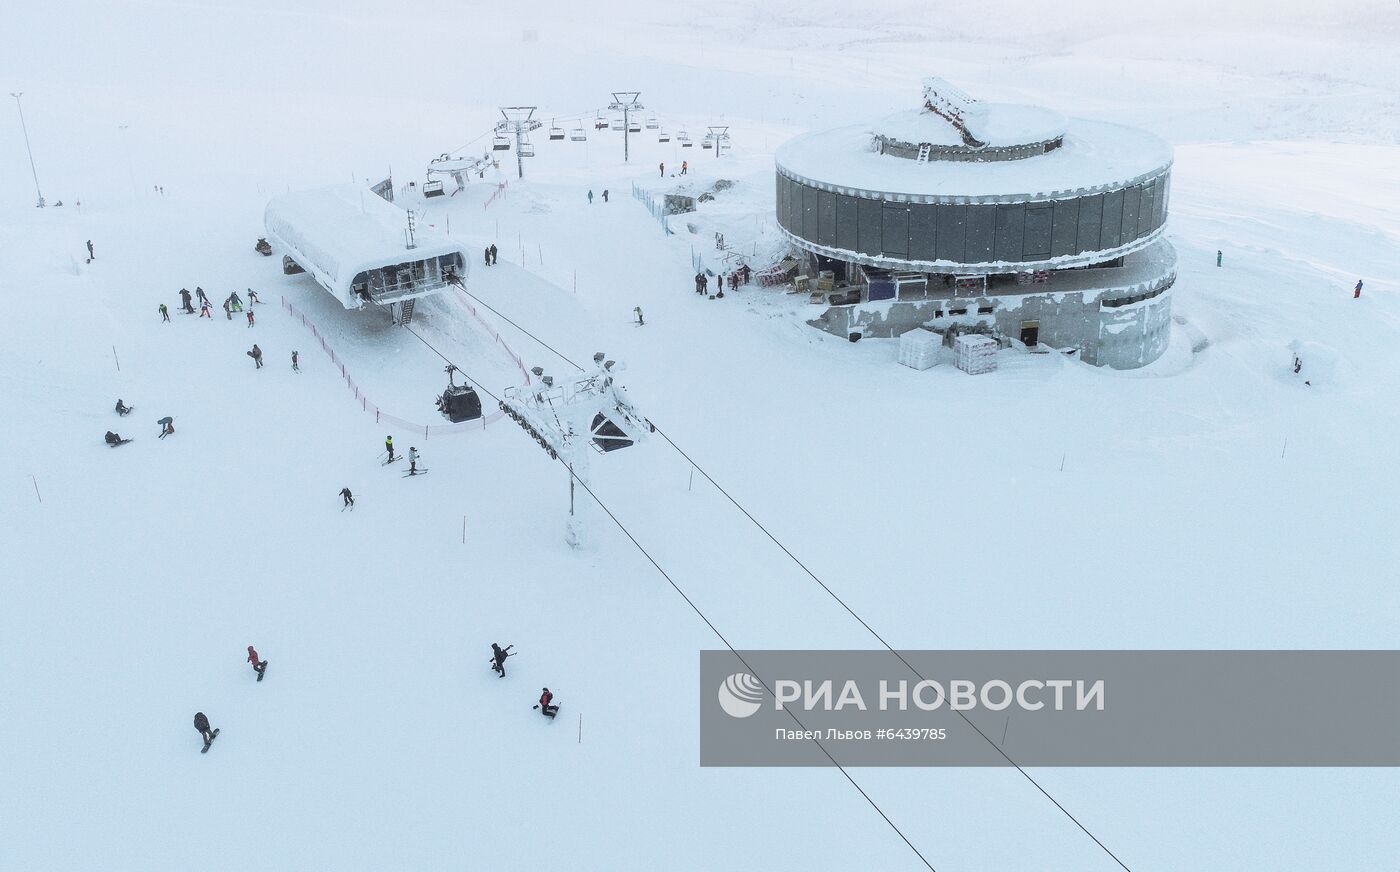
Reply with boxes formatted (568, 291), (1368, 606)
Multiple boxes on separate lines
(954, 334), (999, 375)
(897, 329), (940, 371)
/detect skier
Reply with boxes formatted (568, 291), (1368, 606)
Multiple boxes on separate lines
(490, 642), (514, 677)
(339, 487), (354, 508)
(1293, 355), (1302, 374)
(247, 289), (260, 305)
(193, 711), (217, 750)
(489, 244), (498, 265)
(247, 309), (255, 328)
(157, 416), (174, 438)
(86, 239), (94, 261)
(1354, 279), (1363, 299)
(115, 399), (132, 416)
(1216, 250), (1222, 268)
(659, 161), (665, 177)
(535, 687), (559, 719)
(681, 160), (688, 175)
(587, 190), (594, 204)
(159, 303), (170, 322)
(291, 350), (299, 372)
(408, 446), (420, 475)
(385, 435), (395, 462)
(196, 287), (209, 307)
(602, 189), (609, 203)
(229, 291), (243, 312)
(634, 306), (645, 327)
(223, 299), (232, 320)
(104, 431), (127, 446)
(246, 645), (267, 679)
(199, 300), (212, 318)
(180, 288), (193, 313)
(248, 344), (263, 369)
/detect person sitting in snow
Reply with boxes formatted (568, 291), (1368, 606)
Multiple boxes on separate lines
(115, 399), (132, 416)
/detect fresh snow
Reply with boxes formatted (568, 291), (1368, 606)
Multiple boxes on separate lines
(3, 2), (1399, 870)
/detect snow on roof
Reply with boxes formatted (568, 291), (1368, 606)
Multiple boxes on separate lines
(877, 103), (1067, 148)
(265, 185), (469, 307)
(776, 119), (1173, 202)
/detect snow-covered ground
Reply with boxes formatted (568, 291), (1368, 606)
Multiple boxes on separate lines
(3, 2), (1399, 869)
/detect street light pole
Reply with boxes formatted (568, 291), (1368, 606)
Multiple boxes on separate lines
(10, 93), (45, 208)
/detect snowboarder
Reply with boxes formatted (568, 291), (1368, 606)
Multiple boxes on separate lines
(229, 291), (243, 312)
(601, 189), (609, 203)
(248, 344), (263, 369)
(180, 288), (193, 313)
(490, 643), (514, 677)
(407, 446), (420, 474)
(659, 162), (665, 177)
(223, 299), (232, 320)
(489, 244), (497, 265)
(680, 160), (688, 175)
(535, 687), (559, 719)
(1216, 250), (1222, 268)
(115, 399), (132, 416)
(247, 309), (255, 328)
(339, 487), (354, 508)
(291, 350), (299, 372)
(199, 300), (212, 318)
(193, 712), (218, 751)
(247, 645), (267, 680)
(587, 190), (594, 204)
(247, 289), (260, 305)
(86, 239), (94, 261)
(1354, 279), (1363, 299)
(104, 431), (129, 446)
(385, 435), (395, 462)
(634, 306), (645, 326)
(157, 416), (174, 438)
(159, 303), (170, 322)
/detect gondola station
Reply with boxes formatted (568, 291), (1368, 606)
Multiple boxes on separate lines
(775, 78), (1177, 369)
(264, 183), (470, 325)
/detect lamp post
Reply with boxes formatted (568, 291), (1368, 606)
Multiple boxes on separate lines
(10, 93), (46, 208)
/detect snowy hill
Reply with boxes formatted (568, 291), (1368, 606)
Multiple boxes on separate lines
(3, 2), (1399, 870)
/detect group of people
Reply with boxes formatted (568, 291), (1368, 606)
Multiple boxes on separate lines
(104, 400), (173, 445)
(490, 642), (560, 720)
(168, 286), (261, 321)
(693, 264), (752, 298)
(482, 243), (499, 266)
(659, 160), (689, 177)
(586, 189), (610, 204)
(191, 645), (269, 752)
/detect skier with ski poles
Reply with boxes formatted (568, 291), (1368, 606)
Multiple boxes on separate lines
(159, 303), (170, 322)
(157, 416), (174, 439)
(180, 288), (193, 313)
(247, 645), (267, 680)
(385, 435), (395, 462)
(339, 487), (354, 508)
(490, 643), (514, 678)
(407, 446), (420, 475)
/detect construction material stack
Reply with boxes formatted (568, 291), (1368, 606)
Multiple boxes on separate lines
(898, 330), (940, 371)
(954, 334), (999, 375)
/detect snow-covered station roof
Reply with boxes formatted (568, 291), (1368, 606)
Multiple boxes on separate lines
(265, 185), (469, 309)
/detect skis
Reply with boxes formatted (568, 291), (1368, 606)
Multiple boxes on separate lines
(402, 469), (429, 478)
(116, 407), (134, 416)
(107, 439), (133, 447)
(382, 456), (401, 466)
(201, 728), (220, 754)
(342, 503), (355, 512)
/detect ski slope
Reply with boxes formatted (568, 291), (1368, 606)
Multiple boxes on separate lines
(3, 2), (1399, 870)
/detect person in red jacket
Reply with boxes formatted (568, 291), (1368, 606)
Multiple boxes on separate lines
(247, 645), (267, 680)
(536, 687), (559, 719)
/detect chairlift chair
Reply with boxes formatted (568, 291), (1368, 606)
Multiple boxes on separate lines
(594, 115), (608, 130)
(519, 138), (536, 158)
(627, 121), (641, 133)
(492, 134), (511, 151)
(548, 122), (565, 141)
(610, 118), (625, 131)
(678, 130), (693, 147)
(423, 180), (445, 198)
(701, 134), (714, 149)
(658, 129), (671, 143)
(570, 125), (587, 142)
(645, 116), (659, 129)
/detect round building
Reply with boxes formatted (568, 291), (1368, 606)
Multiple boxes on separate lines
(774, 79), (1176, 369)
